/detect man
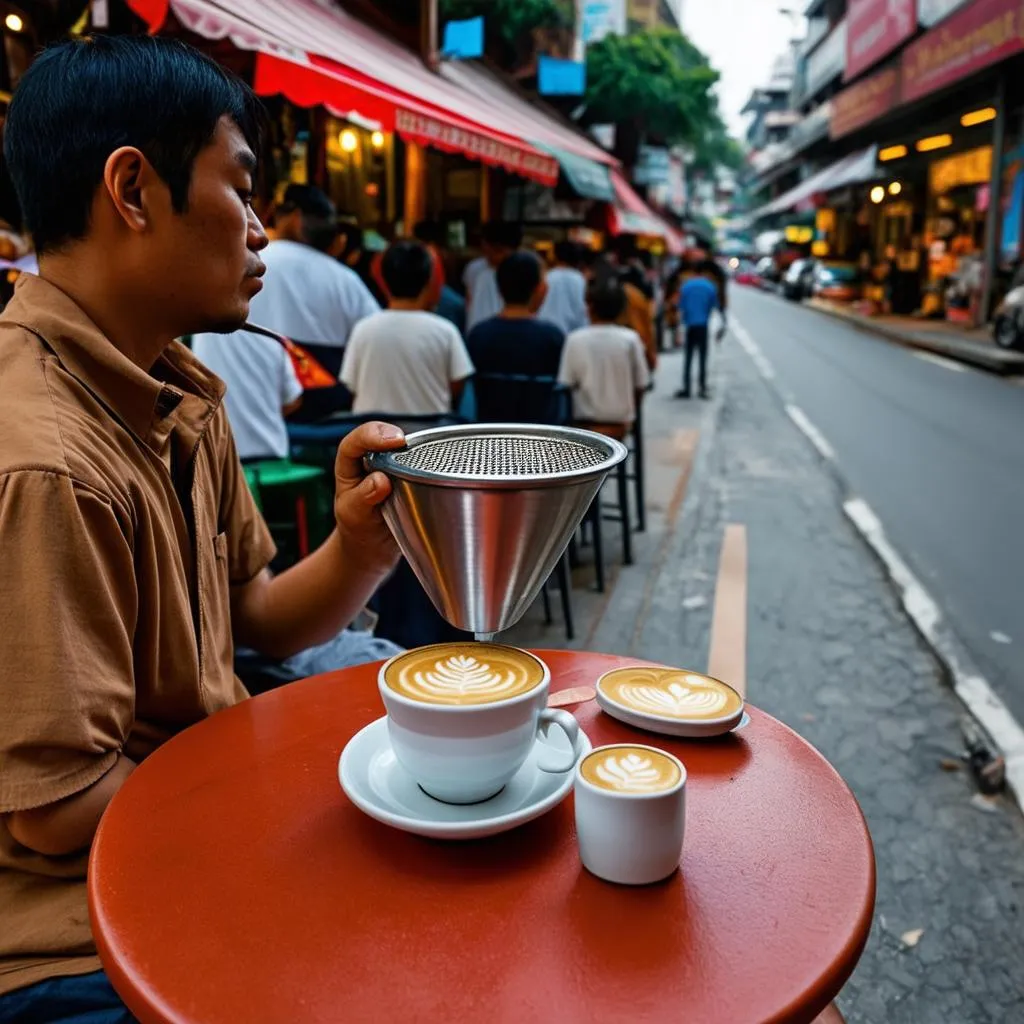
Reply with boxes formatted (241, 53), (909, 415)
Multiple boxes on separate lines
(676, 260), (720, 400)
(0, 36), (404, 1020)
(538, 239), (588, 335)
(463, 221), (522, 332)
(467, 250), (564, 421)
(341, 240), (473, 415)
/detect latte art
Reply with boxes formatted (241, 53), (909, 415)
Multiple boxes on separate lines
(580, 746), (682, 793)
(599, 668), (743, 721)
(383, 644), (545, 705)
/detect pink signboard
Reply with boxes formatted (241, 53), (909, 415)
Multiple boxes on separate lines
(846, 0), (917, 80)
(902, 0), (1024, 103)
(831, 65), (902, 138)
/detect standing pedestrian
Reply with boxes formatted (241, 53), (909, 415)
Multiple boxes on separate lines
(538, 239), (588, 335)
(676, 260), (720, 400)
(463, 221), (522, 332)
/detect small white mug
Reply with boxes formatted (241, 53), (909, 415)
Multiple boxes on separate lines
(574, 743), (686, 885)
(378, 649), (585, 804)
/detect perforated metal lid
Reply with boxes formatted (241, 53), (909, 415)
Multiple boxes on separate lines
(367, 424), (627, 490)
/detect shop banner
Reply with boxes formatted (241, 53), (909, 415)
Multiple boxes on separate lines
(902, 0), (1024, 104)
(846, 0), (917, 81)
(830, 65), (901, 138)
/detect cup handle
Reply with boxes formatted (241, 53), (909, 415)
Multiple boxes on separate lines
(535, 709), (585, 774)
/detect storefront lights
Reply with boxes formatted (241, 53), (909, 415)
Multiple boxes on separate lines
(870, 186), (885, 204)
(371, 130), (385, 149)
(961, 107), (997, 128)
(916, 134), (953, 153)
(888, 181), (902, 196)
(4, 13), (23, 32)
(879, 145), (907, 162)
(339, 129), (358, 152)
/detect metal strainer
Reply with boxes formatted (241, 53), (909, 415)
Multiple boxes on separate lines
(367, 424), (627, 634)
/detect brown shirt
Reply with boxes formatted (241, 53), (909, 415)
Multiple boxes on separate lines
(0, 275), (275, 996)
(622, 282), (657, 371)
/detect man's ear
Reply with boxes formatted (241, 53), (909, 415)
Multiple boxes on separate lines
(102, 146), (155, 235)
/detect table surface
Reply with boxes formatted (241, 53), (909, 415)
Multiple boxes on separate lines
(89, 651), (875, 1024)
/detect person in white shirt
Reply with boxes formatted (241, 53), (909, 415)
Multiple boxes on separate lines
(558, 279), (651, 430)
(539, 239), (588, 335)
(191, 329), (302, 460)
(341, 240), (474, 415)
(463, 221), (522, 332)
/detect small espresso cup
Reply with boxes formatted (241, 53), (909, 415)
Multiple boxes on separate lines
(378, 643), (585, 804)
(575, 743), (686, 885)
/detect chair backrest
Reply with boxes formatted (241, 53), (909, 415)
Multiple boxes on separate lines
(473, 373), (570, 426)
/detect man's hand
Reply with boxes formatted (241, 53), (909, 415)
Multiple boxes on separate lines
(333, 421), (406, 577)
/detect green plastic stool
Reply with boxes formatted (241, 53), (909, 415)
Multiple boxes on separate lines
(243, 459), (328, 559)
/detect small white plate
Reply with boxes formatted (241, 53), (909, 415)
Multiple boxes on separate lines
(596, 669), (746, 739)
(338, 717), (592, 841)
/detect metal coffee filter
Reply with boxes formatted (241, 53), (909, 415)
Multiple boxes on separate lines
(367, 424), (627, 634)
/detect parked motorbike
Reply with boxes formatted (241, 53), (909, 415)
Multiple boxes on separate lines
(993, 264), (1024, 350)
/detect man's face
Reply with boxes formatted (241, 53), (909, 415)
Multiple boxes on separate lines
(144, 116), (267, 334)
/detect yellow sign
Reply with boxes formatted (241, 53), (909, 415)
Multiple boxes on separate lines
(929, 146), (993, 195)
(785, 225), (813, 244)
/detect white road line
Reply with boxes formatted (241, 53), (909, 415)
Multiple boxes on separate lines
(914, 351), (967, 373)
(844, 497), (1024, 807)
(730, 321), (776, 381)
(785, 405), (836, 461)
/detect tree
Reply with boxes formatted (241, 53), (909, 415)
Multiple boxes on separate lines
(439, 0), (573, 67)
(581, 28), (722, 166)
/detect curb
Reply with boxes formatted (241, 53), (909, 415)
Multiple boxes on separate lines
(803, 299), (1024, 376)
(730, 316), (1024, 811)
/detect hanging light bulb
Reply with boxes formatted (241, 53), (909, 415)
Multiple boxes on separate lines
(371, 130), (385, 149)
(5, 13), (24, 32)
(339, 129), (358, 153)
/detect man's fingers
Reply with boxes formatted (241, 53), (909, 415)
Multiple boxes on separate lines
(335, 421), (405, 485)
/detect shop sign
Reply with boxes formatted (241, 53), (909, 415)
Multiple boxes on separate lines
(928, 146), (993, 194)
(902, 0), (1024, 104)
(830, 65), (901, 139)
(846, 0), (917, 81)
(918, 0), (971, 27)
(580, 0), (626, 44)
(394, 109), (559, 186)
(634, 145), (670, 186)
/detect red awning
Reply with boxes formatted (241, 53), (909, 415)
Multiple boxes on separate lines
(608, 171), (685, 253)
(125, 0), (617, 186)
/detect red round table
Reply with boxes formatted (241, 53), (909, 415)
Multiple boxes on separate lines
(89, 651), (874, 1024)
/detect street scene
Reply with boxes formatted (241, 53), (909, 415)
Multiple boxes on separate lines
(0, 0), (1022, 1023)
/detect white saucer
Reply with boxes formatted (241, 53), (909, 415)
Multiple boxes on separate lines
(596, 670), (746, 739)
(338, 717), (592, 841)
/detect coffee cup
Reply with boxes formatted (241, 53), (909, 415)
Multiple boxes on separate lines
(574, 744), (686, 885)
(378, 643), (585, 804)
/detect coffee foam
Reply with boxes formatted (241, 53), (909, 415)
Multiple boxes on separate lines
(580, 746), (682, 794)
(383, 644), (545, 706)
(600, 668), (742, 720)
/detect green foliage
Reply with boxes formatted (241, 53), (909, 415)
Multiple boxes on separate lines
(439, 0), (573, 50)
(582, 28), (719, 146)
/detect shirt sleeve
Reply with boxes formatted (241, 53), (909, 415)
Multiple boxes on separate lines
(339, 324), (363, 393)
(557, 335), (579, 387)
(571, 275), (589, 332)
(629, 334), (652, 391)
(279, 345), (303, 407)
(0, 470), (136, 813)
(447, 325), (474, 382)
(339, 270), (381, 344)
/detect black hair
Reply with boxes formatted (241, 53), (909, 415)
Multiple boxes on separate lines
(587, 280), (627, 322)
(4, 35), (263, 254)
(413, 220), (443, 246)
(481, 220), (523, 251)
(381, 240), (434, 299)
(554, 239), (579, 266)
(279, 184), (336, 252)
(496, 250), (543, 306)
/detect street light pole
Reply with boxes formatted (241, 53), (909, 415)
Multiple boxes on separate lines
(980, 73), (1006, 325)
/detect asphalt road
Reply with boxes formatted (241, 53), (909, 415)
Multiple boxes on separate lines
(729, 285), (1024, 724)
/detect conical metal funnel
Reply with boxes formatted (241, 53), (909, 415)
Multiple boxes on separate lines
(367, 424), (627, 635)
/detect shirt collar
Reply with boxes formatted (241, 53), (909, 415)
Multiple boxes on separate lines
(2, 274), (225, 453)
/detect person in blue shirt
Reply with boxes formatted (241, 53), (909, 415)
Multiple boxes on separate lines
(676, 260), (720, 399)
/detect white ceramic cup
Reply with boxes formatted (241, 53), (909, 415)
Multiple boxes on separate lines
(378, 649), (585, 804)
(574, 744), (687, 885)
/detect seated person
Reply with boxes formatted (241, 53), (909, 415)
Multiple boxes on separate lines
(538, 239), (588, 335)
(558, 280), (651, 439)
(341, 240), (474, 416)
(0, 36), (405, 1020)
(191, 327), (303, 460)
(467, 251), (565, 421)
(463, 221), (522, 332)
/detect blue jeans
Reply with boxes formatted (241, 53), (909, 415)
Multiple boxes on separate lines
(0, 970), (134, 1023)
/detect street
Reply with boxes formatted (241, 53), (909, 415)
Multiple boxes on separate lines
(731, 285), (1024, 725)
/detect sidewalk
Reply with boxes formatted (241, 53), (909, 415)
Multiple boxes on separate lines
(807, 297), (1024, 375)
(514, 343), (1024, 1023)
